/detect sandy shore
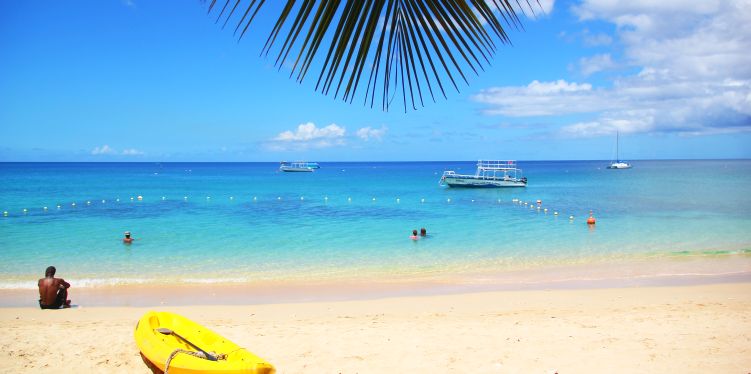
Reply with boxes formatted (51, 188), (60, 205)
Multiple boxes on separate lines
(3, 255), (750, 307)
(1, 283), (750, 373)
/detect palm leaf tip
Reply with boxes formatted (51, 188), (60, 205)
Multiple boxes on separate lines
(205, 0), (539, 112)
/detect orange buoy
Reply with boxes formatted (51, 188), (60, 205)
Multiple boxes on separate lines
(587, 210), (596, 225)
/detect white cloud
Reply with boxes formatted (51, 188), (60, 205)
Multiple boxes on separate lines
(573, 0), (751, 80)
(481, 0), (555, 22)
(560, 111), (657, 137)
(573, 0), (721, 24)
(475, 75), (751, 137)
(521, 0), (555, 19)
(356, 126), (388, 141)
(579, 54), (617, 76)
(266, 122), (393, 151)
(535, 0), (555, 16)
(274, 122), (345, 142)
(121, 148), (144, 156)
(473, 80), (606, 117)
(91, 145), (144, 156)
(91, 145), (116, 155)
(583, 32), (613, 46)
(525, 79), (592, 94)
(473, 0), (751, 137)
(269, 122), (347, 150)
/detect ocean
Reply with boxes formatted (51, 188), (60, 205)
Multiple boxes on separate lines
(1, 160), (750, 290)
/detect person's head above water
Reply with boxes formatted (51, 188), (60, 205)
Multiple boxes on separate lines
(123, 231), (134, 244)
(45, 266), (56, 278)
(412, 229), (418, 236)
(420, 228), (427, 236)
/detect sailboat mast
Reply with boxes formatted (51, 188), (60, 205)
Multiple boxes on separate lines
(616, 131), (619, 162)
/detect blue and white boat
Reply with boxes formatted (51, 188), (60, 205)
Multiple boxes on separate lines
(440, 160), (527, 188)
(280, 161), (320, 172)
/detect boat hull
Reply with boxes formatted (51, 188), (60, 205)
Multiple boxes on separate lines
(280, 167), (314, 172)
(443, 176), (526, 188)
(279, 162), (319, 172)
(607, 163), (632, 169)
(134, 311), (275, 374)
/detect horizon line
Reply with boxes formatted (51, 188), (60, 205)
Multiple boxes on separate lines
(1, 158), (749, 163)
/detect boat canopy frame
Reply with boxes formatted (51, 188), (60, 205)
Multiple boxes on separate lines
(442, 160), (523, 181)
(280, 161), (319, 169)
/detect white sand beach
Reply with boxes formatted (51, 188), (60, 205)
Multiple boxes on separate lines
(1, 282), (749, 373)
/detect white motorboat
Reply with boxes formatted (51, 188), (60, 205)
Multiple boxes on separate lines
(280, 161), (319, 172)
(439, 160), (527, 188)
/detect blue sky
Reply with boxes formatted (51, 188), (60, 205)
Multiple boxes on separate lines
(1, 0), (749, 161)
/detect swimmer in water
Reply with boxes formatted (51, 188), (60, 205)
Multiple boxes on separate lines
(410, 229), (419, 240)
(123, 231), (134, 244)
(420, 228), (427, 237)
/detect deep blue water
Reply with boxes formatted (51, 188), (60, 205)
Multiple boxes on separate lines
(1, 161), (750, 288)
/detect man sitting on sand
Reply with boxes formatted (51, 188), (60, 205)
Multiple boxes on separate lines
(38, 266), (71, 309)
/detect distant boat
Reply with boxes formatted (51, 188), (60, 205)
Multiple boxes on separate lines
(280, 161), (319, 172)
(439, 160), (527, 188)
(607, 132), (632, 169)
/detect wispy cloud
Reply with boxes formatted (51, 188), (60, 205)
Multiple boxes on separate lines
(91, 145), (116, 155)
(121, 148), (144, 156)
(578, 53), (617, 76)
(91, 145), (145, 156)
(528, 0), (555, 18)
(473, 0), (751, 137)
(473, 80), (599, 117)
(266, 122), (393, 151)
(583, 32), (613, 47)
(356, 126), (388, 141)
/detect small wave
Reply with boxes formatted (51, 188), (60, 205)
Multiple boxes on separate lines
(0, 277), (157, 290)
(73, 277), (157, 288)
(0, 277), (257, 289)
(668, 249), (751, 256)
(0, 281), (38, 290)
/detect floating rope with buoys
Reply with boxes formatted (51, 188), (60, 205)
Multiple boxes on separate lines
(2, 194), (601, 229)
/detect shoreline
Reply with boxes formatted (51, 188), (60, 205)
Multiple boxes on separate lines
(2, 255), (750, 307)
(1, 282), (749, 373)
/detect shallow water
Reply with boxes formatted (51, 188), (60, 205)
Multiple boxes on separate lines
(1, 160), (750, 288)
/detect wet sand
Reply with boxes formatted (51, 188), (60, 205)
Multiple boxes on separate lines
(2, 254), (750, 307)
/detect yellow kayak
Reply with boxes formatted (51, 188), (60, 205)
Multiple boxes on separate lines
(134, 311), (275, 374)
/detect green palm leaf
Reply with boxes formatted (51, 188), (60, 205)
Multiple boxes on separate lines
(206, 0), (538, 112)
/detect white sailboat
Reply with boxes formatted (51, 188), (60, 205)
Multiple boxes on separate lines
(607, 132), (632, 169)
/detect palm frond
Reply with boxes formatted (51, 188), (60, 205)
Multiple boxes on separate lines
(206, 0), (539, 112)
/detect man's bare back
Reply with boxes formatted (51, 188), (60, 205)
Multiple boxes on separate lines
(38, 266), (71, 309)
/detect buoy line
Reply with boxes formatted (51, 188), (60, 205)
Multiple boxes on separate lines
(2, 194), (600, 228)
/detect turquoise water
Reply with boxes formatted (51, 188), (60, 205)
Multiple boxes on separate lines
(1, 161), (750, 288)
